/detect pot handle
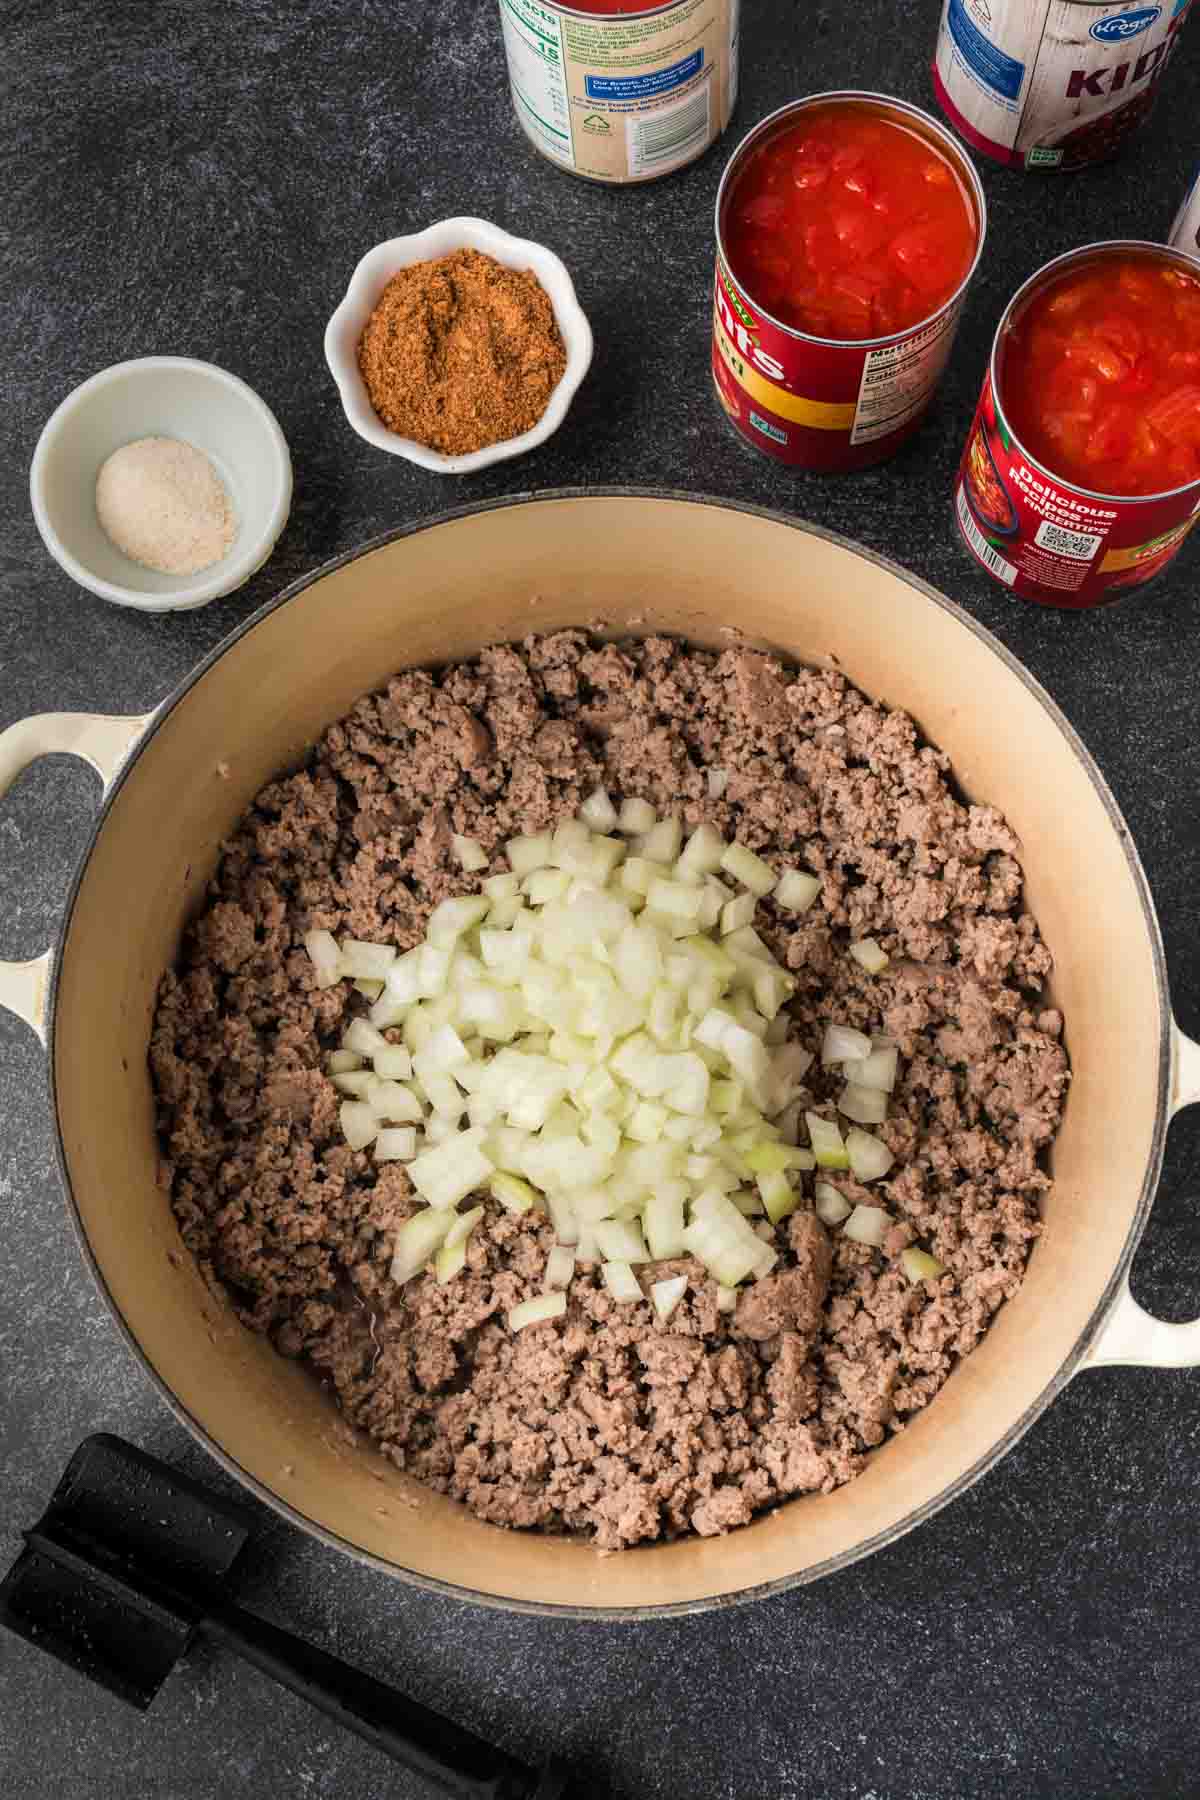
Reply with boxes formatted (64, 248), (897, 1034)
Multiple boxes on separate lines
(1080, 1019), (1200, 1371)
(0, 712), (153, 1044)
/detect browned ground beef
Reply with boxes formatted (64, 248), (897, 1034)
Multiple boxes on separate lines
(150, 633), (1068, 1549)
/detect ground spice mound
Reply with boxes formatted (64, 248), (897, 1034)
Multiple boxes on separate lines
(151, 632), (1068, 1550)
(356, 249), (567, 455)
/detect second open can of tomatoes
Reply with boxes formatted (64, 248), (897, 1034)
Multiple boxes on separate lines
(712, 92), (987, 472)
(955, 240), (1200, 608)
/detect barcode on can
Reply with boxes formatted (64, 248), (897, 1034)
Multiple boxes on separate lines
(1033, 519), (1102, 561)
(628, 84), (711, 176)
(957, 484), (1017, 585)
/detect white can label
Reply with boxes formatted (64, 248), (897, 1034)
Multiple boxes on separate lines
(499, 0), (737, 183)
(851, 305), (962, 446)
(933, 0), (1194, 169)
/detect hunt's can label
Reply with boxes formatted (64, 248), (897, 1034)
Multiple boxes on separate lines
(711, 94), (986, 473)
(1169, 166), (1200, 253)
(954, 242), (1200, 608)
(933, 0), (1193, 171)
(498, 0), (739, 184)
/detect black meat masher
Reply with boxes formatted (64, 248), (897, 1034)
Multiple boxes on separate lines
(1, 1434), (568, 1799)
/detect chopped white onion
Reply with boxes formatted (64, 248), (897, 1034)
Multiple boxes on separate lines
(372, 1044), (413, 1081)
(339, 1101), (378, 1151)
(451, 833), (488, 873)
(409, 1137), (494, 1210)
(304, 928), (342, 989)
(846, 1127), (894, 1182)
(849, 937), (890, 975)
(720, 891), (758, 936)
(843, 1203), (892, 1247)
(715, 1283), (738, 1314)
(805, 1112), (850, 1170)
(390, 1208), (452, 1284)
(617, 797), (656, 836)
(651, 1275), (688, 1321)
(375, 1127), (417, 1162)
(509, 1291), (567, 1331)
(340, 939), (398, 981)
(854, 1044), (899, 1092)
(579, 787), (618, 832)
(436, 1240), (466, 1284)
(774, 869), (820, 913)
(707, 767), (729, 799)
(445, 1205), (484, 1250)
(327, 1049), (363, 1075)
(814, 1182), (852, 1226)
(544, 1243), (576, 1291)
(900, 1246), (946, 1283)
(822, 1023), (872, 1066)
(838, 1082), (889, 1126)
(601, 1260), (643, 1303)
(720, 841), (776, 897)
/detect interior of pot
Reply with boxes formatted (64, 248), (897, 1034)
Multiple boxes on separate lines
(50, 494), (1168, 1614)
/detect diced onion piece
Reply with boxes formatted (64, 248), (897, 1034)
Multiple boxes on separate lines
(806, 1112), (850, 1169)
(814, 1181), (852, 1225)
(854, 1044), (899, 1093)
(849, 937), (890, 975)
(843, 1203), (892, 1247)
(524, 868), (570, 904)
(451, 833), (488, 873)
(644, 1185), (687, 1259)
(640, 817), (682, 865)
(822, 1023), (872, 1066)
(839, 1082), (889, 1126)
(745, 1141), (809, 1175)
(720, 841), (777, 897)
(617, 797), (656, 836)
(757, 1170), (799, 1225)
(901, 1246), (946, 1283)
(490, 1172), (538, 1215)
(579, 787), (618, 832)
(408, 1137), (493, 1209)
(340, 939), (397, 980)
(774, 869), (820, 913)
(390, 1208), (452, 1284)
(354, 978), (384, 1001)
(720, 891), (758, 936)
(601, 1261), (643, 1303)
(344, 1018), (388, 1058)
(647, 877), (703, 921)
(426, 896), (490, 948)
(444, 1205), (484, 1250)
(595, 1216), (651, 1265)
(544, 1243), (576, 1291)
(482, 872), (518, 901)
(328, 1049), (363, 1075)
(372, 1044), (413, 1080)
(435, 1240), (467, 1284)
(375, 1126), (417, 1162)
(716, 1283), (738, 1314)
(707, 767), (729, 799)
(304, 929), (342, 989)
(651, 1275), (688, 1321)
(506, 832), (553, 876)
(619, 856), (655, 898)
(846, 1127), (894, 1182)
(367, 1079), (423, 1124)
(509, 1292), (567, 1332)
(339, 1101), (378, 1150)
(332, 1070), (373, 1098)
(679, 823), (727, 877)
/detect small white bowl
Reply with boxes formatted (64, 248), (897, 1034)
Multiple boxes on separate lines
(324, 218), (593, 475)
(30, 357), (293, 612)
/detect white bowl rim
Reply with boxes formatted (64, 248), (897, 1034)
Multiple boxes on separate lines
(29, 354), (294, 613)
(323, 216), (594, 475)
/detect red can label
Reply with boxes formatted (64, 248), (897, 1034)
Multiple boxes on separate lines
(712, 257), (966, 471)
(955, 371), (1200, 606)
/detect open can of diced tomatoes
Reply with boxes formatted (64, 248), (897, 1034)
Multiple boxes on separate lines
(955, 240), (1200, 608)
(712, 91), (987, 472)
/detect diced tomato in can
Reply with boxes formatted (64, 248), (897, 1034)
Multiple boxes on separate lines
(712, 92), (986, 472)
(955, 241), (1200, 608)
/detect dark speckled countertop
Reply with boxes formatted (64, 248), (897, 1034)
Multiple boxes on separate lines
(3, 4), (1199, 1796)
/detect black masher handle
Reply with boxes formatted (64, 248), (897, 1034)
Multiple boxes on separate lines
(204, 1597), (565, 1800)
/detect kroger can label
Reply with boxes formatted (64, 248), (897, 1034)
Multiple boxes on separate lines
(954, 244), (1200, 608)
(712, 95), (986, 473)
(933, 0), (1194, 170)
(1169, 166), (1200, 253)
(498, 0), (739, 184)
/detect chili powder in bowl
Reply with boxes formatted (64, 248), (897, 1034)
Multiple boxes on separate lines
(324, 219), (593, 475)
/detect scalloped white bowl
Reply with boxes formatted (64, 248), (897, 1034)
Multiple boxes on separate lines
(323, 218), (593, 475)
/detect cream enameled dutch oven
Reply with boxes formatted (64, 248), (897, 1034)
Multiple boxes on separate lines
(4, 492), (1198, 1618)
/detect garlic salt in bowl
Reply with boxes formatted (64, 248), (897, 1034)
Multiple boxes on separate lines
(30, 357), (292, 612)
(323, 218), (593, 475)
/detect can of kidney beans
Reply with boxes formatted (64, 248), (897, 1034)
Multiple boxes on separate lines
(954, 241), (1200, 608)
(1169, 167), (1200, 254)
(933, 0), (1193, 171)
(497, 0), (739, 184)
(712, 93), (987, 473)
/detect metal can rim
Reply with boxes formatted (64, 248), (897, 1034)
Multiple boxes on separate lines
(989, 238), (1200, 508)
(544, 0), (701, 15)
(713, 89), (989, 352)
